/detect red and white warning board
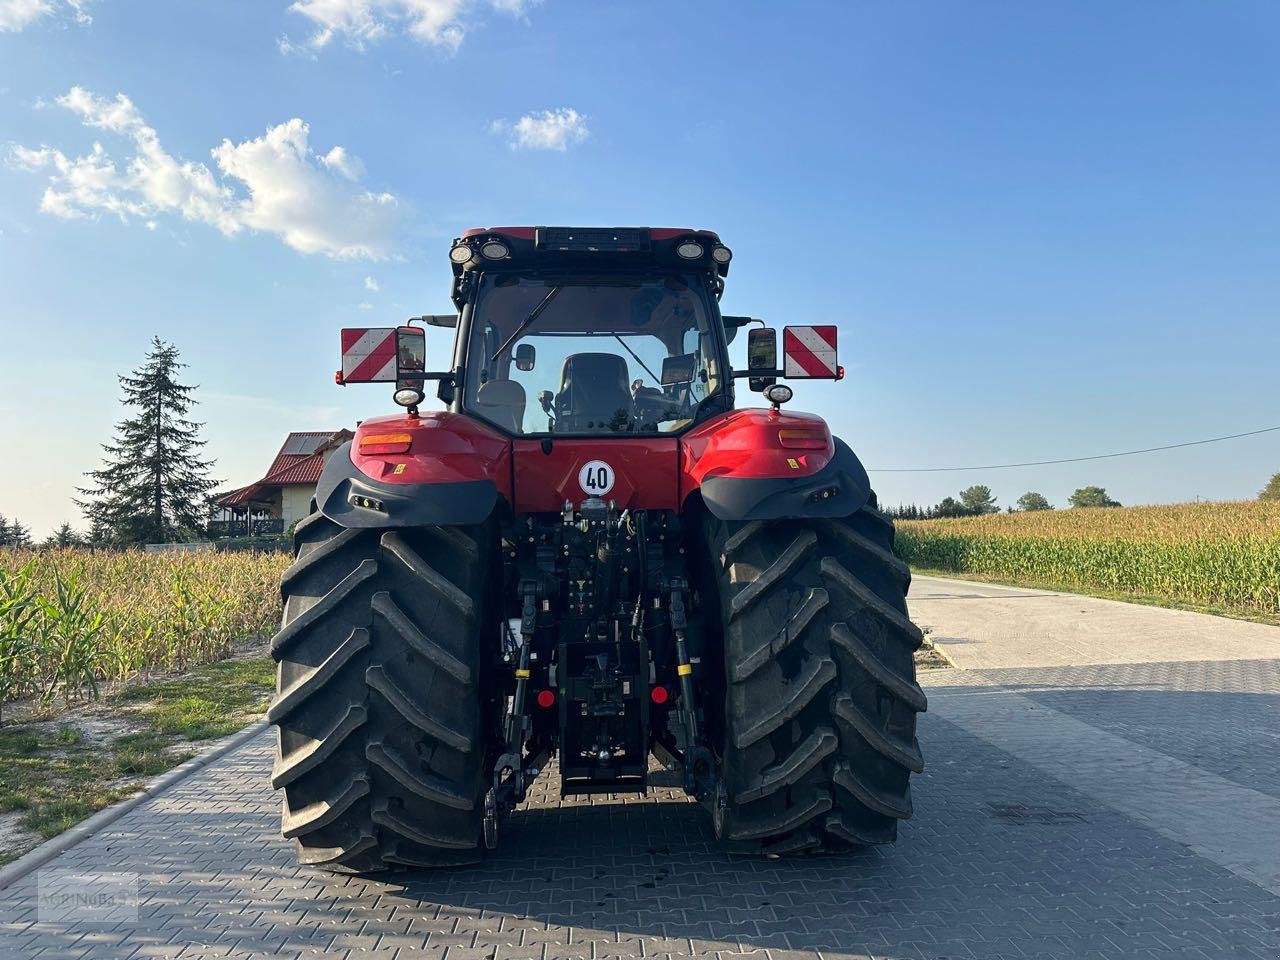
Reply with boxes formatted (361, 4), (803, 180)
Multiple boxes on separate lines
(783, 325), (839, 378)
(340, 328), (397, 383)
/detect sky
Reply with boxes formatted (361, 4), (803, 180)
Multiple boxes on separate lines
(2, 0), (1279, 537)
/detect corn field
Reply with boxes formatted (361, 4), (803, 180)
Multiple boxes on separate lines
(0, 549), (288, 712)
(894, 500), (1280, 616)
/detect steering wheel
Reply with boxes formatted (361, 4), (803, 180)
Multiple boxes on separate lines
(630, 379), (684, 427)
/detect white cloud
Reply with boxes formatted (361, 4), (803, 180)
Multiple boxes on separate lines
(284, 0), (537, 53)
(319, 145), (364, 180)
(0, 0), (92, 32)
(358, 301), (373, 310)
(8, 86), (399, 259)
(364, 275), (379, 291)
(492, 107), (589, 152)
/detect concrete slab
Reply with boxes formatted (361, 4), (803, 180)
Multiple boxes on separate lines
(910, 574), (1280, 670)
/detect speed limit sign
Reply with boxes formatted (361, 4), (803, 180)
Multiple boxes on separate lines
(578, 460), (615, 496)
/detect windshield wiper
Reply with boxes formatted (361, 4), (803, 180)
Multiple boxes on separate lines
(490, 286), (563, 362)
(614, 334), (662, 385)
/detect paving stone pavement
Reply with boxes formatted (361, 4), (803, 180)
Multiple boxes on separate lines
(1, 577), (1278, 959)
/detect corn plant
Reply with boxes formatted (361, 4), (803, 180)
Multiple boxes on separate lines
(894, 499), (1280, 616)
(0, 548), (289, 709)
(0, 562), (42, 719)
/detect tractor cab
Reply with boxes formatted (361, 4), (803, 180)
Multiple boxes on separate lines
(462, 272), (727, 436)
(448, 227), (735, 437)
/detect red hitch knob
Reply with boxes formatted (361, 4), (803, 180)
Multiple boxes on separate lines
(536, 689), (556, 709)
(650, 685), (669, 705)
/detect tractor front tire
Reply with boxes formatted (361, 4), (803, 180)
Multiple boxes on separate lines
(268, 511), (494, 872)
(703, 501), (927, 853)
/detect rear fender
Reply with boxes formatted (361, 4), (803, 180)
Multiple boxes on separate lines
(680, 409), (871, 521)
(315, 413), (512, 528)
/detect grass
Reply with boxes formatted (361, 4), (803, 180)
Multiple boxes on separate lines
(112, 656), (276, 739)
(0, 653), (274, 866)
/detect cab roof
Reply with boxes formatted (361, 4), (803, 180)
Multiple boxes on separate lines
(461, 226), (721, 242)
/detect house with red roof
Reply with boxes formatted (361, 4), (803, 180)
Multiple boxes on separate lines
(212, 430), (353, 537)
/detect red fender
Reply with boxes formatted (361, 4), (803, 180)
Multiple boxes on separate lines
(681, 409), (835, 489)
(315, 413), (513, 528)
(680, 409), (870, 521)
(350, 412), (512, 498)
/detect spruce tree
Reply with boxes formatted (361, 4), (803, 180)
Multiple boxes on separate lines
(77, 337), (220, 545)
(44, 522), (83, 548)
(0, 516), (32, 547)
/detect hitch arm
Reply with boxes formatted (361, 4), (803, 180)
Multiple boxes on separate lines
(487, 580), (542, 847)
(669, 577), (715, 799)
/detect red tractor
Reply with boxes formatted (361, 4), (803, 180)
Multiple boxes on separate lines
(270, 227), (926, 871)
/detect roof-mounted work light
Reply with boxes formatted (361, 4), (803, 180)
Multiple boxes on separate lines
(676, 240), (705, 259)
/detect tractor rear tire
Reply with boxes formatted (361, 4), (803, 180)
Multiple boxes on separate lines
(268, 511), (494, 872)
(702, 500), (926, 853)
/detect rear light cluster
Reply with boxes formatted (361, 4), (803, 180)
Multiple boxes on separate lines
(777, 428), (829, 450)
(358, 432), (412, 455)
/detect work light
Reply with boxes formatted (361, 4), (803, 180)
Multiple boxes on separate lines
(449, 243), (473, 264)
(676, 241), (704, 259)
(712, 245), (732, 264)
(764, 384), (793, 405)
(480, 240), (510, 260)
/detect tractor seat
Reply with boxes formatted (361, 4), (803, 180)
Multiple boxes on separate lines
(475, 378), (527, 433)
(557, 353), (632, 429)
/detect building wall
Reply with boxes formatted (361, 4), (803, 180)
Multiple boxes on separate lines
(282, 485), (318, 529)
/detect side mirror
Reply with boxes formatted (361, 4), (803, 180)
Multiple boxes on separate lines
(746, 327), (778, 392)
(514, 343), (536, 372)
(782, 325), (839, 378)
(396, 326), (426, 390)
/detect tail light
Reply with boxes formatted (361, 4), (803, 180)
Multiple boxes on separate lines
(358, 432), (412, 455)
(777, 428), (828, 450)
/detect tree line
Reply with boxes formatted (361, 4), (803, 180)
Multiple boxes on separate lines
(890, 475), (1280, 519)
(890, 484), (1122, 519)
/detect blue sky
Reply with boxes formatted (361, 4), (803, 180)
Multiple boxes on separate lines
(2, 0), (1279, 535)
